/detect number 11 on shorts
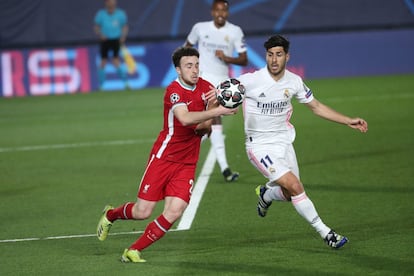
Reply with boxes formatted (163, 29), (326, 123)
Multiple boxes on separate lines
(260, 155), (273, 168)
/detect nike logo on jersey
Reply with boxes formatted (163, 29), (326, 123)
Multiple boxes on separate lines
(259, 92), (266, 98)
(186, 101), (193, 106)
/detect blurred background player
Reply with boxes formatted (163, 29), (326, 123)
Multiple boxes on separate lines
(94, 0), (128, 89)
(185, 0), (248, 182)
(96, 47), (237, 263)
(238, 35), (368, 248)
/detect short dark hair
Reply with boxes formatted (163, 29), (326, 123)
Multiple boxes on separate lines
(264, 35), (290, 53)
(172, 47), (199, 67)
(212, 0), (229, 7)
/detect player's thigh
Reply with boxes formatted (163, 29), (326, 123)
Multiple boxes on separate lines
(286, 144), (300, 179)
(137, 155), (170, 201)
(110, 39), (121, 58)
(246, 144), (291, 182)
(100, 40), (110, 59)
(164, 163), (195, 204)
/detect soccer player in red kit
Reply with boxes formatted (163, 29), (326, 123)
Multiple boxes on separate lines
(96, 47), (237, 263)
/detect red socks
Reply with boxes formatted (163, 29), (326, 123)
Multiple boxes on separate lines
(130, 215), (172, 251)
(106, 204), (173, 252)
(106, 202), (134, 222)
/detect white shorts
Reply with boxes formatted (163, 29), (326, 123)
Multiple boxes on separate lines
(246, 142), (300, 182)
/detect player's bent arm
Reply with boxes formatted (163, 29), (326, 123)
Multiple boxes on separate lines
(173, 105), (236, 126)
(305, 98), (368, 132)
(217, 51), (248, 66)
(120, 25), (128, 44)
(94, 25), (104, 39)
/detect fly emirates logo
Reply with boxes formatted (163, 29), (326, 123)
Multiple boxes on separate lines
(201, 41), (229, 51)
(257, 100), (289, 115)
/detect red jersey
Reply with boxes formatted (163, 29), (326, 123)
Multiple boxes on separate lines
(150, 77), (212, 165)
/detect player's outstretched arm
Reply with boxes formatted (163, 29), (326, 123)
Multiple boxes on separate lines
(305, 98), (368, 133)
(174, 103), (237, 127)
(347, 118), (368, 133)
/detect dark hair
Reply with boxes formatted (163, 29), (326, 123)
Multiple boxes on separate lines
(264, 35), (290, 53)
(212, 0), (229, 7)
(172, 47), (199, 67)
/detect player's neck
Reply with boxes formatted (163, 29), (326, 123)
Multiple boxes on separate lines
(267, 68), (286, 82)
(178, 78), (196, 91)
(213, 22), (226, 29)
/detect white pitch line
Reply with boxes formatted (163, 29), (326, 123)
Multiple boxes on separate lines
(0, 229), (184, 243)
(177, 145), (216, 230)
(0, 139), (153, 153)
(0, 145), (217, 243)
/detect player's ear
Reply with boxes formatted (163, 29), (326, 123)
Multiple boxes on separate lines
(286, 53), (290, 62)
(175, 66), (182, 76)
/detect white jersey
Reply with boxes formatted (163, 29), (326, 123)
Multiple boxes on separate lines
(186, 21), (247, 85)
(239, 68), (314, 145)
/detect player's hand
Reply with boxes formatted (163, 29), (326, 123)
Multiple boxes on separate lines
(205, 86), (219, 110)
(216, 104), (238, 116)
(215, 50), (226, 62)
(348, 118), (368, 133)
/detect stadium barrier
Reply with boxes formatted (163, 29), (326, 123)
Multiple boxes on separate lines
(1, 29), (413, 97)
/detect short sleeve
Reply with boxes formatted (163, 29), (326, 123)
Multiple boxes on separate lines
(120, 10), (127, 26)
(295, 78), (314, 104)
(233, 26), (247, 53)
(94, 10), (102, 25)
(165, 84), (186, 111)
(186, 23), (200, 45)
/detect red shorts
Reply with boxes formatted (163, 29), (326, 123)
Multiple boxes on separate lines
(137, 154), (195, 203)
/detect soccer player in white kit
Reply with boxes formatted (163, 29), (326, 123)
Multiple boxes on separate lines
(238, 35), (368, 248)
(185, 0), (248, 182)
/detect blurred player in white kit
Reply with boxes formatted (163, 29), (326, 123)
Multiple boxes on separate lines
(185, 0), (248, 182)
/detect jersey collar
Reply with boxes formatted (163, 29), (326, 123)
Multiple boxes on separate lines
(176, 78), (197, 91)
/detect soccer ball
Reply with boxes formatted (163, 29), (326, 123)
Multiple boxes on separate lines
(216, 78), (246, 108)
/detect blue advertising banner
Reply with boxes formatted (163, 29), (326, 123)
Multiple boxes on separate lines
(1, 29), (413, 97)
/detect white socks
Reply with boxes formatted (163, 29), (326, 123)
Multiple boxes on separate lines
(291, 192), (331, 238)
(210, 124), (229, 172)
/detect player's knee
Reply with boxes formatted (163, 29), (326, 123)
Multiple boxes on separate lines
(132, 204), (153, 220)
(163, 209), (184, 223)
(100, 60), (107, 68)
(277, 172), (304, 196)
(212, 117), (222, 125)
(289, 181), (305, 196)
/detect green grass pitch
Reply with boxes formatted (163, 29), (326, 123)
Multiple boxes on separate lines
(0, 74), (413, 275)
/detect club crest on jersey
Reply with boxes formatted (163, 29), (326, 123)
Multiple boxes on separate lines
(224, 35), (230, 43)
(170, 93), (180, 103)
(284, 89), (290, 98)
(143, 184), (150, 194)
